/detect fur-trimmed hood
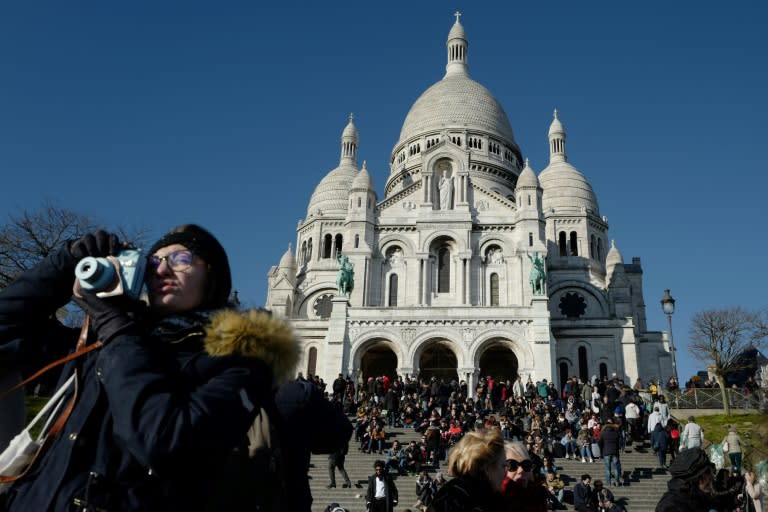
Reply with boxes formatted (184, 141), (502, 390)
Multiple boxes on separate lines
(203, 309), (299, 386)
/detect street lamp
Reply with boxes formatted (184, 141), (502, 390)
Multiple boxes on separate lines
(660, 289), (678, 384)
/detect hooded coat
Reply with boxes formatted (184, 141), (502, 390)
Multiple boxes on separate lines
(0, 244), (299, 512)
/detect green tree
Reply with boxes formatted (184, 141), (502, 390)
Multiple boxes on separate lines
(688, 307), (767, 415)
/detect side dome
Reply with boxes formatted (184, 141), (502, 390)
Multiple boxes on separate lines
(539, 110), (599, 214)
(306, 163), (357, 217)
(539, 161), (600, 214)
(398, 74), (517, 145)
(279, 244), (296, 269)
(517, 159), (539, 188)
(351, 161), (373, 190)
(306, 116), (361, 217)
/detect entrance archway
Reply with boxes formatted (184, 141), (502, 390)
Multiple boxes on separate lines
(478, 342), (519, 382)
(360, 341), (398, 380)
(418, 341), (458, 381)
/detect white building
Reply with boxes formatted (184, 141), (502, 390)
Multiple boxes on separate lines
(266, 14), (673, 393)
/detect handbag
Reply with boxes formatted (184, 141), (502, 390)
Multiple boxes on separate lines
(722, 440), (730, 452)
(0, 318), (101, 493)
(0, 373), (76, 492)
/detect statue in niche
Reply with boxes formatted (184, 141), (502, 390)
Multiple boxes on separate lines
(387, 247), (403, 265)
(488, 248), (503, 264)
(528, 251), (546, 295)
(438, 169), (454, 210)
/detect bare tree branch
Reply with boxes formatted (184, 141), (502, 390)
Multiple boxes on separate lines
(0, 200), (150, 289)
(688, 306), (767, 414)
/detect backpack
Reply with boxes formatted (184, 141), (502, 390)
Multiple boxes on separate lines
(206, 405), (286, 512)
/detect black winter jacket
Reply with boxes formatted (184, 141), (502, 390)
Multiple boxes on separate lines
(0, 245), (299, 512)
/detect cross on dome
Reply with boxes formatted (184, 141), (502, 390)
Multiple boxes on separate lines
(454, 11), (462, 23)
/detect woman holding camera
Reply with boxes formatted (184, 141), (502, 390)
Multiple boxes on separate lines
(0, 225), (299, 511)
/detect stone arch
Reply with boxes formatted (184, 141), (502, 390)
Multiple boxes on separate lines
(411, 335), (463, 381)
(471, 336), (530, 382)
(352, 337), (402, 381)
(472, 329), (534, 370)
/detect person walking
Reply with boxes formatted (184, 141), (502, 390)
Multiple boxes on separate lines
(721, 425), (744, 473)
(651, 422), (670, 470)
(598, 419), (623, 487)
(366, 460), (399, 512)
(328, 443), (353, 489)
(682, 416), (703, 449)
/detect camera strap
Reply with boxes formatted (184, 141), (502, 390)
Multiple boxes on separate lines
(0, 316), (102, 401)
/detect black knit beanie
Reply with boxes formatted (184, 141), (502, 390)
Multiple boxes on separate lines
(148, 224), (232, 309)
(668, 447), (714, 482)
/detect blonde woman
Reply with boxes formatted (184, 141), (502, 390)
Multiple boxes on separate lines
(427, 429), (506, 512)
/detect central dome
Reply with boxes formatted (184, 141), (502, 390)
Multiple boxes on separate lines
(398, 74), (516, 144)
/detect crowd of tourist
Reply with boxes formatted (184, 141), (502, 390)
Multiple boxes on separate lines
(307, 370), (762, 511)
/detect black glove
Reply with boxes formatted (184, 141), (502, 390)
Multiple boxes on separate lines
(70, 230), (121, 261)
(73, 291), (144, 344)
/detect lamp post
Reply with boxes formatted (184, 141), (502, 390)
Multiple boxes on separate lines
(660, 289), (678, 384)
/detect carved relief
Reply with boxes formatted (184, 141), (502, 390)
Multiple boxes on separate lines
(401, 328), (416, 346)
(463, 328), (476, 344)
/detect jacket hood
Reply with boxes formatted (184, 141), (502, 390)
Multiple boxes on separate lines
(203, 309), (300, 386)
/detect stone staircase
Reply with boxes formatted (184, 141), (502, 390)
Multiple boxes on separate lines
(308, 425), (670, 512)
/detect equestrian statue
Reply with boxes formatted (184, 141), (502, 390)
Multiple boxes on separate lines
(336, 251), (354, 298)
(527, 252), (547, 295)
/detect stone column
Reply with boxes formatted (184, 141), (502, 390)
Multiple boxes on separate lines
(323, 297), (349, 379)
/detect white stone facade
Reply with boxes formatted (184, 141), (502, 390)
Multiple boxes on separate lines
(266, 13), (673, 393)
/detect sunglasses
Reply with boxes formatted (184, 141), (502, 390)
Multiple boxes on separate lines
(148, 250), (195, 272)
(506, 459), (533, 472)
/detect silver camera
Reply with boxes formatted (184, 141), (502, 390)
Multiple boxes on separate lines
(74, 249), (146, 299)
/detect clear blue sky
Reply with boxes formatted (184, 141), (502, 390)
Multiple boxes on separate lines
(1, 1), (766, 384)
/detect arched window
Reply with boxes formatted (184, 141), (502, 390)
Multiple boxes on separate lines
(590, 235), (596, 259)
(300, 241), (307, 265)
(578, 346), (589, 383)
(600, 363), (608, 380)
(334, 234), (343, 257)
(388, 274), (398, 307)
(323, 234), (333, 259)
(357, 197), (361, 207)
(307, 238), (313, 262)
(559, 362), (568, 392)
(558, 232), (567, 257)
(490, 273), (499, 306)
(438, 246), (450, 293)
(527, 194), (531, 206)
(307, 347), (317, 377)
(570, 231), (578, 256)
(528, 232), (534, 247)
(597, 238), (604, 262)
(354, 234), (359, 248)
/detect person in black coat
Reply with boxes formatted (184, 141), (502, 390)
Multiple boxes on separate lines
(366, 460), (399, 512)
(651, 422), (670, 470)
(0, 225), (300, 512)
(598, 420), (623, 487)
(573, 474), (597, 512)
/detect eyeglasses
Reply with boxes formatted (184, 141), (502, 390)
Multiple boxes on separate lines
(148, 250), (195, 272)
(506, 459), (533, 472)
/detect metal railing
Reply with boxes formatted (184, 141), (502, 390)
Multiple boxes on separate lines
(662, 388), (764, 410)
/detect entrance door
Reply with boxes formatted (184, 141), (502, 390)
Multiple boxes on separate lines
(360, 342), (397, 380)
(418, 342), (458, 381)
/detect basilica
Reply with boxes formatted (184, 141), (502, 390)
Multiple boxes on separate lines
(266, 14), (673, 393)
